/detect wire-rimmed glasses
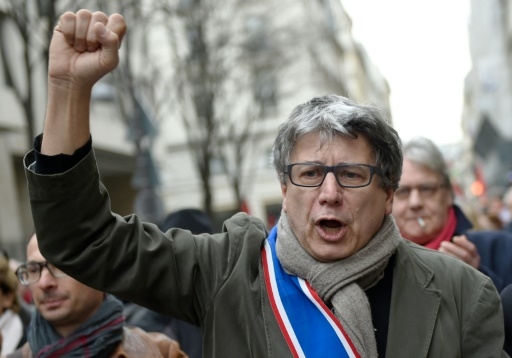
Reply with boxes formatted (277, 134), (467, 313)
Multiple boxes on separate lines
(394, 183), (446, 200)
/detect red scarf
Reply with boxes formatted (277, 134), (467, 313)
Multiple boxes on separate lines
(425, 207), (457, 250)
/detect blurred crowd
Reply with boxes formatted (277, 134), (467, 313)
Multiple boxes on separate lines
(462, 186), (512, 232)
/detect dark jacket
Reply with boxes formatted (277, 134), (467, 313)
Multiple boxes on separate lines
(454, 205), (512, 291)
(24, 149), (508, 357)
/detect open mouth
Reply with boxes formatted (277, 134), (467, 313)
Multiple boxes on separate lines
(320, 219), (342, 233)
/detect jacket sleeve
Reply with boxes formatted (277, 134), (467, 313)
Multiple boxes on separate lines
(467, 231), (512, 292)
(478, 264), (504, 292)
(462, 276), (509, 357)
(24, 148), (265, 325)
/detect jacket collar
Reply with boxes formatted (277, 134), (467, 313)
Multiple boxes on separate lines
(453, 204), (473, 234)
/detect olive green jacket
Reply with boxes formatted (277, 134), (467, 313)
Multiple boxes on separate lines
(24, 150), (507, 357)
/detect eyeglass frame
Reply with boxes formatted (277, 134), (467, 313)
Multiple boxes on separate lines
(285, 162), (383, 188)
(15, 261), (68, 286)
(394, 183), (446, 200)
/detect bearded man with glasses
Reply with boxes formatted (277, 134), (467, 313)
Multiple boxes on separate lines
(392, 136), (512, 293)
(22, 9), (507, 358)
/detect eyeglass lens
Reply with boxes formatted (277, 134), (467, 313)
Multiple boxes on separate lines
(290, 163), (376, 187)
(395, 184), (444, 199)
(16, 261), (67, 285)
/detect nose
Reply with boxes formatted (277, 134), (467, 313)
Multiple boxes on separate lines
(318, 172), (342, 205)
(407, 188), (424, 208)
(37, 267), (57, 288)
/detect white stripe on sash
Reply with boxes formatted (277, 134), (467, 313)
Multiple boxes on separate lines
(263, 240), (306, 357)
(262, 233), (361, 358)
(297, 279), (358, 358)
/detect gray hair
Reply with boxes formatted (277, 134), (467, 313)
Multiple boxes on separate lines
(402, 136), (452, 191)
(271, 94), (402, 191)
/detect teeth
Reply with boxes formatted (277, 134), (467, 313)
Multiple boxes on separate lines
(322, 226), (339, 233)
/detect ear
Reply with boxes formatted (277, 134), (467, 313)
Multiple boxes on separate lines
(385, 187), (394, 216)
(281, 183), (288, 213)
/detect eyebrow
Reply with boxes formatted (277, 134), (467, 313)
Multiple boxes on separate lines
(295, 161), (375, 166)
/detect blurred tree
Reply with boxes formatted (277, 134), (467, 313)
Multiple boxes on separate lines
(0, 0), (166, 224)
(0, 0), (86, 148)
(95, 0), (295, 217)
(155, 0), (293, 216)
(93, 0), (167, 223)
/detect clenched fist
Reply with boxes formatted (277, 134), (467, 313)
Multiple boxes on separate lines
(48, 9), (126, 90)
(41, 9), (127, 155)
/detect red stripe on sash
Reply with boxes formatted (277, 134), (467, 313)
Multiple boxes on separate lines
(304, 282), (361, 358)
(262, 245), (301, 358)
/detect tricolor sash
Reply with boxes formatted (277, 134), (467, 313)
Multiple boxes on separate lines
(262, 226), (360, 358)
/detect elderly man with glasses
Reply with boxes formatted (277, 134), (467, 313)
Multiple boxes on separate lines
(22, 10), (507, 358)
(393, 136), (512, 293)
(7, 234), (187, 358)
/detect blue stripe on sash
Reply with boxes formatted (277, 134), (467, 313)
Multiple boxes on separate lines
(266, 226), (356, 357)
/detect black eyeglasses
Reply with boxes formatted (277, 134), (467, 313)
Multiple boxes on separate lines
(16, 261), (67, 286)
(285, 163), (382, 188)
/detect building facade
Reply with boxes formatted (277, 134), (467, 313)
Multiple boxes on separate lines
(0, 0), (391, 258)
(0, 1), (136, 259)
(463, 0), (512, 191)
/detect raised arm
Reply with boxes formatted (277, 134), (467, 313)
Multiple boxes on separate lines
(42, 9), (126, 155)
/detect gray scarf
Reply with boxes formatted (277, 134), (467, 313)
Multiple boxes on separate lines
(28, 294), (124, 358)
(276, 212), (401, 358)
